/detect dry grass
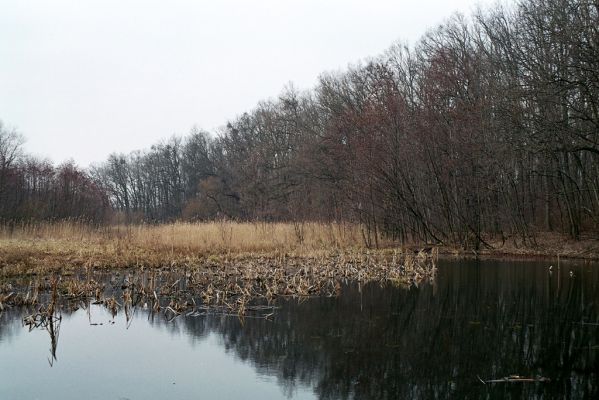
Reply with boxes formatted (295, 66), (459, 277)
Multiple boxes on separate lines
(0, 221), (439, 318)
(125, 220), (372, 253)
(0, 221), (396, 275)
(4, 220), (594, 278)
(1, 247), (438, 318)
(1, 220), (370, 251)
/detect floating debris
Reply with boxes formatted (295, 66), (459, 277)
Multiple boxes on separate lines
(478, 375), (551, 384)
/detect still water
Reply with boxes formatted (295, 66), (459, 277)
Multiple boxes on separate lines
(1, 259), (598, 399)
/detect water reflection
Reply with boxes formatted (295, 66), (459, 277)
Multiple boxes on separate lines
(1, 259), (598, 399)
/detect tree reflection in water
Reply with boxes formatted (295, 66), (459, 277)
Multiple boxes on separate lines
(176, 260), (599, 399)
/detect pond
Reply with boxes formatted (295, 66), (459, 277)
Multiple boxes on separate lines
(1, 259), (598, 399)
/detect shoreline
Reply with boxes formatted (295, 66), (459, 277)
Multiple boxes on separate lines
(435, 233), (599, 263)
(1, 223), (598, 277)
(1, 237), (598, 278)
(1, 224), (596, 319)
(436, 248), (599, 263)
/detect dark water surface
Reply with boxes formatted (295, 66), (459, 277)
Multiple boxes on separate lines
(1, 259), (598, 399)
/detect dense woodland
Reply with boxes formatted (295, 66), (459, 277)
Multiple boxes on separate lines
(1, 0), (598, 249)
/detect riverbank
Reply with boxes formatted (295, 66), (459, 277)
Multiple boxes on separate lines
(0, 222), (438, 316)
(1, 222), (597, 276)
(437, 232), (599, 262)
(1, 222), (597, 318)
(0, 221), (388, 276)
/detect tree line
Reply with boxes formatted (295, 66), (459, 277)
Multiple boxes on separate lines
(0, 121), (107, 222)
(1, 0), (597, 248)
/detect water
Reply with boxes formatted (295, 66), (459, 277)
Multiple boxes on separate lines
(1, 259), (598, 399)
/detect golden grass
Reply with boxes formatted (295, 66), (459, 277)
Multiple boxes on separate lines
(125, 220), (372, 253)
(2, 221), (597, 277)
(0, 221), (397, 275)
(0, 221), (439, 318)
(0, 220), (377, 251)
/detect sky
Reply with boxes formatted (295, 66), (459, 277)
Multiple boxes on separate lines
(0, 0), (500, 167)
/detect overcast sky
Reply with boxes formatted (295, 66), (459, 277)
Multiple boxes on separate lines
(0, 0), (499, 167)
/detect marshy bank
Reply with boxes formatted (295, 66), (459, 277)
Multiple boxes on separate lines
(0, 248), (436, 319)
(0, 221), (393, 275)
(1, 221), (597, 275)
(0, 221), (439, 318)
(2, 221), (597, 319)
(0, 222), (596, 399)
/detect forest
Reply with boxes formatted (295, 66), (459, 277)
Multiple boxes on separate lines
(1, 0), (598, 250)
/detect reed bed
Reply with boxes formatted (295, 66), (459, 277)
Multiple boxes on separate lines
(125, 220), (370, 252)
(0, 221), (400, 275)
(0, 220), (366, 250)
(1, 249), (437, 319)
(0, 221), (438, 320)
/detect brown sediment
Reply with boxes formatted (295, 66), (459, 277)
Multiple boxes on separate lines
(435, 232), (599, 261)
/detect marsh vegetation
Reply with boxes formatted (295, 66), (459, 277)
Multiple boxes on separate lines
(0, 221), (435, 272)
(0, 221), (439, 320)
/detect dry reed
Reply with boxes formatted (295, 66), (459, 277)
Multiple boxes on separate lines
(1, 220), (370, 251)
(2, 249), (437, 319)
(0, 221), (401, 275)
(0, 221), (438, 320)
